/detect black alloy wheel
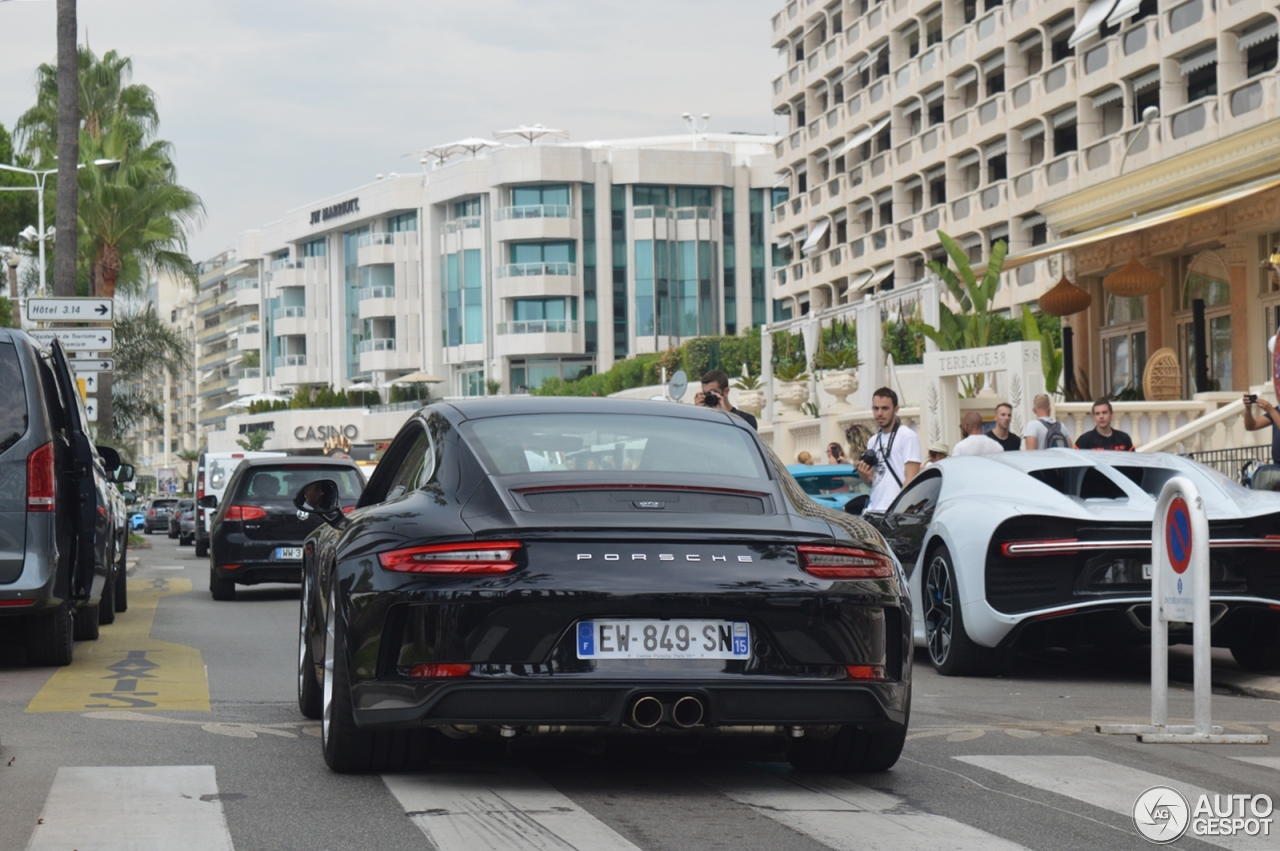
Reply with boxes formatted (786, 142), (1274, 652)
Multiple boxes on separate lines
(1229, 615), (1280, 672)
(923, 545), (992, 676)
(787, 685), (910, 773)
(25, 603), (74, 666)
(298, 570), (322, 719)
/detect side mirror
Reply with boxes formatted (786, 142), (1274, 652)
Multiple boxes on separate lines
(844, 493), (870, 515)
(115, 464), (136, 484)
(293, 479), (348, 530)
(96, 445), (122, 472)
(198, 495), (218, 509)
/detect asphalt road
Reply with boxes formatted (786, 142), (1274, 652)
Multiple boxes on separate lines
(1, 534), (1278, 851)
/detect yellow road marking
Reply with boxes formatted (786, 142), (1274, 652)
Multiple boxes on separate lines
(26, 578), (210, 713)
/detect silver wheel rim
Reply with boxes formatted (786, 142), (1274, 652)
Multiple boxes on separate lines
(924, 555), (953, 666)
(322, 584), (335, 745)
(297, 573), (310, 700)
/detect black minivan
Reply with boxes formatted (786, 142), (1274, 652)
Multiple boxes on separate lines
(0, 329), (134, 665)
(201, 457), (362, 600)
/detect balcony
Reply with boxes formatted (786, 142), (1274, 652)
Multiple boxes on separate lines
(444, 217), (482, 234)
(497, 319), (579, 335)
(237, 371), (263, 397)
(494, 261), (578, 298)
(496, 204), (571, 220)
(357, 337), (395, 354)
(1042, 152), (1079, 190)
(358, 285), (395, 300)
(496, 261), (577, 277)
(358, 285), (397, 320)
(274, 354), (307, 369)
(273, 305), (306, 320)
(272, 304), (307, 336)
(977, 94), (1004, 126)
(495, 204), (576, 241)
(231, 278), (260, 307)
(494, 319), (581, 358)
(357, 231), (417, 266)
(272, 354), (308, 386)
(1168, 99), (1218, 143)
(268, 260), (311, 289)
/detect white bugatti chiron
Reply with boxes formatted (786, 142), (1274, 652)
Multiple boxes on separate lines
(863, 450), (1280, 675)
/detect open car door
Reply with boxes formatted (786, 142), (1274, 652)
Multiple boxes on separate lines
(48, 339), (98, 602)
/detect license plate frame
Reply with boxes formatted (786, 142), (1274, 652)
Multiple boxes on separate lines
(576, 619), (751, 660)
(1142, 563), (1153, 580)
(274, 547), (304, 561)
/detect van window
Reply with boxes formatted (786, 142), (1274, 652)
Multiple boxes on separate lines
(0, 342), (27, 455)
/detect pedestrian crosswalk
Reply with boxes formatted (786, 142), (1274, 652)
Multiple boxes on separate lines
(18, 752), (1280, 850)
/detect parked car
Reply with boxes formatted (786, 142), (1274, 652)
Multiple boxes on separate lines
(143, 497), (179, 534)
(0, 329), (134, 665)
(786, 463), (872, 514)
(130, 512), (145, 530)
(200, 457), (364, 600)
(863, 451), (1280, 676)
(193, 450), (286, 557)
(177, 500), (197, 546)
(167, 498), (194, 539)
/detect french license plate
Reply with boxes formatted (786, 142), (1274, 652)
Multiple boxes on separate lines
(1142, 563), (1153, 580)
(576, 620), (750, 660)
(274, 547), (303, 561)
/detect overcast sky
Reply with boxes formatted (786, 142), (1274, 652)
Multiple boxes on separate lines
(0, 0), (785, 259)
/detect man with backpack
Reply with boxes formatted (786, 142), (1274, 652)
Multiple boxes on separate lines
(1022, 394), (1074, 449)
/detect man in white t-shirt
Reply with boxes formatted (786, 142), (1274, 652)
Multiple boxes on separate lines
(952, 411), (1004, 456)
(856, 387), (921, 512)
(1022, 393), (1073, 449)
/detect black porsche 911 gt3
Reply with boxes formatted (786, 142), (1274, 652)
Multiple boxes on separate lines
(294, 398), (912, 774)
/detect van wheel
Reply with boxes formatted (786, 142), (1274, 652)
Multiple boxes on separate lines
(73, 602), (100, 641)
(26, 603), (74, 666)
(98, 567), (117, 625)
(114, 562), (128, 613)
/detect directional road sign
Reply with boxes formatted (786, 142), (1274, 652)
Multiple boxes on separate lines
(26, 297), (114, 322)
(70, 358), (114, 373)
(29, 328), (114, 352)
(84, 398), (99, 422)
(80, 373), (99, 393)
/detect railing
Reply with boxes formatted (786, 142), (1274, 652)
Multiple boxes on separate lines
(240, 367), (262, 379)
(274, 354), (306, 368)
(273, 305), (306, 320)
(356, 231), (396, 248)
(633, 205), (674, 219)
(270, 258), (301, 271)
(497, 204), (572, 220)
(975, 8), (1001, 40)
(358, 337), (396, 353)
(495, 262), (577, 277)
(230, 278), (259, 291)
(978, 95), (1003, 125)
(675, 206), (715, 220)
(1228, 79), (1264, 117)
(1042, 60), (1073, 94)
(1169, 100), (1215, 140)
(369, 400), (427, 415)
(443, 217), (482, 234)
(1058, 401), (1213, 449)
(1011, 79), (1033, 109)
(1083, 43), (1109, 75)
(1137, 398), (1269, 455)
(1184, 445), (1275, 483)
(497, 319), (579, 335)
(1043, 152), (1077, 186)
(358, 285), (396, 300)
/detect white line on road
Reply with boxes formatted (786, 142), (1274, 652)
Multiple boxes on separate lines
(26, 765), (235, 851)
(956, 755), (1265, 851)
(698, 764), (1031, 851)
(383, 766), (642, 851)
(1232, 756), (1280, 773)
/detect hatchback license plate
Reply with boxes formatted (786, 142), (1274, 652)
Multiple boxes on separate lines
(274, 547), (303, 561)
(576, 620), (750, 660)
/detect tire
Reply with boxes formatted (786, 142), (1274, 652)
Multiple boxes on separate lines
(144, 527), (152, 535)
(25, 603), (74, 666)
(923, 545), (995, 677)
(195, 538), (208, 558)
(73, 601), (100, 641)
(298, 572), (323, 719)
(168, 527), (178, 539)
(209, 564), (236, 601)
(1229, 616), (1280, 672)
(98, 566), (117, 626)
(787, 686), (910, 773)
(114, 560), (129, 613)
(321, 583), (434, 773)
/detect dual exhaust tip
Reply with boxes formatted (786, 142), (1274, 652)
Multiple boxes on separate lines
(629, 694), (704, 729)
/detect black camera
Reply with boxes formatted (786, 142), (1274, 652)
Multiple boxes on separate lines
(702, 390), (721, 407)
(1248, 394), (1258, 404)
(859, 450), (878, 468)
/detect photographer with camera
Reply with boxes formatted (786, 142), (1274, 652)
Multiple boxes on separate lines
(694, 369), (758, 430)
(856, 387), (921, 512)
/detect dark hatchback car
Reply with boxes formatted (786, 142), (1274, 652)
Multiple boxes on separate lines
(143, 497), (178, 534)
(0, 329), (133, 665)
(297, 398), (912, 774)
(167, 498), (194, 541)
(201, 458), (363, 600)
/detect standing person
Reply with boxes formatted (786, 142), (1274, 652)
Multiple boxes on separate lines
(1022, 394), (1073, 449)
(856, 387), (921, 511)
(1243, 391), (1280, 464)
(694, 369), (758, 430)
(987, 402), (1021, 451)
(1075, 399), (1135, 450)
(952, 411), (1004, 456)
(826, 442), (849, 465)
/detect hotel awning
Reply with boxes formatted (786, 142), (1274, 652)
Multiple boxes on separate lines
(1106, 0), (1143, 26)
(1069, 0), (1120, 48)
(1091, 85), (1124, 109)
(800, 219), (830, 256)
(1239, 21), (1279, 51)
(1002, 172), (1280, 270)
(847, 270), (875, 295)
(831, 116), (890, 159)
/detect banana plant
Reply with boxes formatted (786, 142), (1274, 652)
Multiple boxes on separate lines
(1021, 304), (1064, 397)
(916, 231), (1008, 394)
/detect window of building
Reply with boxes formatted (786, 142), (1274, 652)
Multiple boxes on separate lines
(387, 211), (418, 232)
(1132, 72), (1160, 123)
(877, 190), (893, 226)
(750, 188), (765, 328)
(1176, 250), (1231, 395)
(1131, 0), (1158, 23)
(582, 183), (597, 354)
(958, 151), (981, 191)
(928, 169), (947, 205)
(905, 104), (923, 136)
(987, 152), (1007, 181)
(1052, 108), (1078, 154)
(902, 24), (921, 57)
(1101, 293), (1147, 396)
(985, 68), (1005, 95)
(510, 242), (575, 264)
(512, 298), (572, 322)
(874, 124), (892, 153)
(723, 187), (736, 336)
(927, 95), (945, 126)
(1247, 37), (1278, 77)
(797, 170), (809, 192)
(873, 44), (890, 77)
(771, 186), (790, 208)
(302, 238), (326, 257)
(633, 185), (670, 207)
(611, 186), (627, 358)
(454, 197), (481, 217)
(1186, 63), (1217, 102)
(511, 184), (570, 207)
(1049, 16), (1075, 63)
(509, 357), (594, 393)
(925, 7), (943, 44)
(962, 0), (977, 24)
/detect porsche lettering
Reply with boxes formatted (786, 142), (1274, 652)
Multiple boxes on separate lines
(575, 553), (754, 562)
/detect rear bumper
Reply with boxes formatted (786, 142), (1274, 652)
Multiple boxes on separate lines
(351, 678), (907, 730)
(213, 562), (301, 585)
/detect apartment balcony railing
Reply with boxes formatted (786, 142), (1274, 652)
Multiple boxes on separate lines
(634, 205), (674, 220)
(358, 285), (396, 300)
(1043, 152), (1079, 186)
(270, 258), (302, 271)
(230, 277), (259, 291)
(358, 337), (395, 353)
(274, 354), (306, 368)
(1042, 59), (1075, 95)
(977, 94), (1004, 126)
(675, 206), (715, 220)
(240, 367), (262, 379)
(496, 204), (572, 220)
(1228, 78), (1265, 118)
(273, 305), (306, 320)
(443, 216), (482, 234)
(975, 8), (1002, 42)
(496, 319), (579, 335)
(356, 232), (396, 249)
(1169, 98), (1217, 140)
(495, 262), (577, 278)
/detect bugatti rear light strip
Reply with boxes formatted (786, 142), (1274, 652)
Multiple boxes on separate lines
(1000, 538), (1280, 557)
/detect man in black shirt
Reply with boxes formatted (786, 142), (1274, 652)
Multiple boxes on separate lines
(695, 369), (758, 430)
(987, 402), (1021, 451)
(1075, 398), (1134, 451)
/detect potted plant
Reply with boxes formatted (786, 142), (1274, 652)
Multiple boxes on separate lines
(774, 360), (812, 420)
(731, 373), (766, 417)
(813, 349), (861, 411)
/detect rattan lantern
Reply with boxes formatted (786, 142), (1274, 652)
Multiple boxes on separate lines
(1103, 254), (1164, 298)
(1038, 274), (1093, 316)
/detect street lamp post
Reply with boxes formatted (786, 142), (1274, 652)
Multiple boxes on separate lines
(0, 159), (119, 297)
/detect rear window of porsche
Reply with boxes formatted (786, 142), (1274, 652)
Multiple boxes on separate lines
(463, 413), (767, 480)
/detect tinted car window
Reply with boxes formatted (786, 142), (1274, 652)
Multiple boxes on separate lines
(0, 342), (27, 456)
(795, 473), (862, 496)
(151, 499), (178, 509)
(238, 466), (363, 501)
(383, 429), (431, 500)
(464, 414), (767, 479)
(886, 472), (942, 516)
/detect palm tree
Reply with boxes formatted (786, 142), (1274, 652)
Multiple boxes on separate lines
(54, 0), (79, 298)
(175, 448), (201, 491)
(112, 306), (189, 436)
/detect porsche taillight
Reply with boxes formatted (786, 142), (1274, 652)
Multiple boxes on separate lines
(26, 442), (55, 512)
(796, 544), (894, 579)
(224, 505), (267, 522)
(378, 541), (522, 574)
